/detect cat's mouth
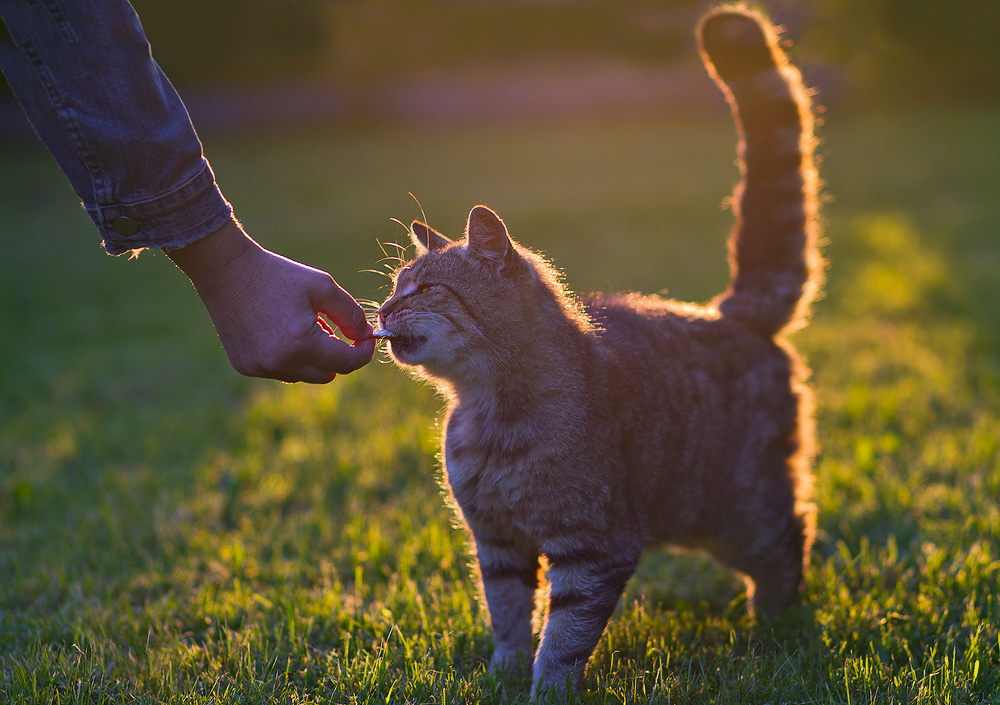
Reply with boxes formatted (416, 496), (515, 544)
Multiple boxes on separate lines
(373, 320), (427, 360)
(387, 333), (427, 357)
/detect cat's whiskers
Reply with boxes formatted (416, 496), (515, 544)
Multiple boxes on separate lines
(372, 311), (452, 343)
(460, 317), (491, 348)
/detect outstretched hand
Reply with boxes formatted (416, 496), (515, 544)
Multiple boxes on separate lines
(166, 219), (376, 383)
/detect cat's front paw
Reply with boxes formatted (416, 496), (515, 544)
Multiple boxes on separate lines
(489, 645), (532, 676)
(531, 671), (576, 704)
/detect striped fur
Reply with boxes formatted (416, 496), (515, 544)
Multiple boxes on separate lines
(700, 6), (823, 335)
(377, 6), (821, 698)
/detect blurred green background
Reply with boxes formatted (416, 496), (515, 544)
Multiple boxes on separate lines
(5, 0), (1000, 107)
(2, 1), (999, 703)
(127, 0), (1000, 103)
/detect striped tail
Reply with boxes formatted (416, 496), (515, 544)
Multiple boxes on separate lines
(699, 6), (823, 336)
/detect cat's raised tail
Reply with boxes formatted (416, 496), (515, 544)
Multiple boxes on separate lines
(699, 6), (823, 336)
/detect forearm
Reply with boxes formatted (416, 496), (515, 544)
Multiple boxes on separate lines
(0, 1), (376, 382)
(0, 0), (231, 254)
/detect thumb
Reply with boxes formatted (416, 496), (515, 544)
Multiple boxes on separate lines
(310, 272), (373, 341)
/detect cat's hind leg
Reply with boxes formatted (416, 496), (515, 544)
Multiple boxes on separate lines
(717, 415), (816, 616)
(532, 544), (640, 698)
(729, 505), (813, 617)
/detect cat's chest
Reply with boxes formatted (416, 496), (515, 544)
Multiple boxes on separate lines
(442, 404), (542, 521)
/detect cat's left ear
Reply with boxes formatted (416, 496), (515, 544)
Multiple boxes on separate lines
(466, 205), (512, 265)
(411, 221), (452, 254)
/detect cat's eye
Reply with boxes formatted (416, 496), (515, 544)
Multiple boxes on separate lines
(416, 283), (433, 294)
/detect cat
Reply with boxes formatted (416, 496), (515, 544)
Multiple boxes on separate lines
(375, 5), (822, 698)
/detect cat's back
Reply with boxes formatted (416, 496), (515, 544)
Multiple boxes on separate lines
(582, 292), (802, 470)
(581, 292), (807, 541)
(583, 293), (783, 382)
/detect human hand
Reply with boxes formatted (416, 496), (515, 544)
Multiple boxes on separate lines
(166, 219), (376, 383)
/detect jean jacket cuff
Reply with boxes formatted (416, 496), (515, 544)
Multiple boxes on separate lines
(91, 158), (234, 255)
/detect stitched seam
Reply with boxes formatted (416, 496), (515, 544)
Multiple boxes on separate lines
(22, 37), (103, 204)
(113, 160), (212, 211)
(41, 0), (78, 45)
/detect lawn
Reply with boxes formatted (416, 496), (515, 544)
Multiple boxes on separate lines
(1, 102), (998, 703)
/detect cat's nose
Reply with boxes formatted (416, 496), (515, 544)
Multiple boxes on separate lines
(378, 296), (403, 328)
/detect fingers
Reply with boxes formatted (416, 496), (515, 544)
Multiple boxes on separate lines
(235, 329), (376, 384)
(249, 296), (377, 382)
(292, 268), (376, 381)
(309, 271), (373, 342)
(306, 324), (377, 377)
(182, 229), (378, 383)
(241, 260), (375, 381)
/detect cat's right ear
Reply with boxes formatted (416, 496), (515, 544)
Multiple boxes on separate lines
(466, 205), (511, 262)
(411, 221), (452, 254)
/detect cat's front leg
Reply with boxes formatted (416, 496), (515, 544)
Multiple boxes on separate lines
(473, 535), (540, 674)
(532, 546), (639, 697)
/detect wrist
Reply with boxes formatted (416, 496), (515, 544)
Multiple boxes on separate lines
(164, 219), (258, 293)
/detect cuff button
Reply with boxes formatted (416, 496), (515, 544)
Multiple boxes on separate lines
(111, 216), (139, 237)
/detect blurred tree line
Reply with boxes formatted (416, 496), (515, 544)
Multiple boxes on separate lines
(131, 0), (700, 88)
(2, 0), (999, 103)
(128, 0), (332, 86)
(805, 0), (1000, 103)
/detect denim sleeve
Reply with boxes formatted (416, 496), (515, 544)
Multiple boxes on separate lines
(0, 0), (233, 255)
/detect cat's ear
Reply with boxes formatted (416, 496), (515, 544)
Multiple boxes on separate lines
(466, 205), (511, 265)
(411, 221), (452, 254)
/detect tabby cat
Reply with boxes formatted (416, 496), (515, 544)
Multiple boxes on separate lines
(376, 5), (822, 697)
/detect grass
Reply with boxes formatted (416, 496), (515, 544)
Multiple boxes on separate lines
(1, 102), (999, 703)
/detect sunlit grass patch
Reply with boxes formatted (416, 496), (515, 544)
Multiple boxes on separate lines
(2, 106), (1000, 703)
